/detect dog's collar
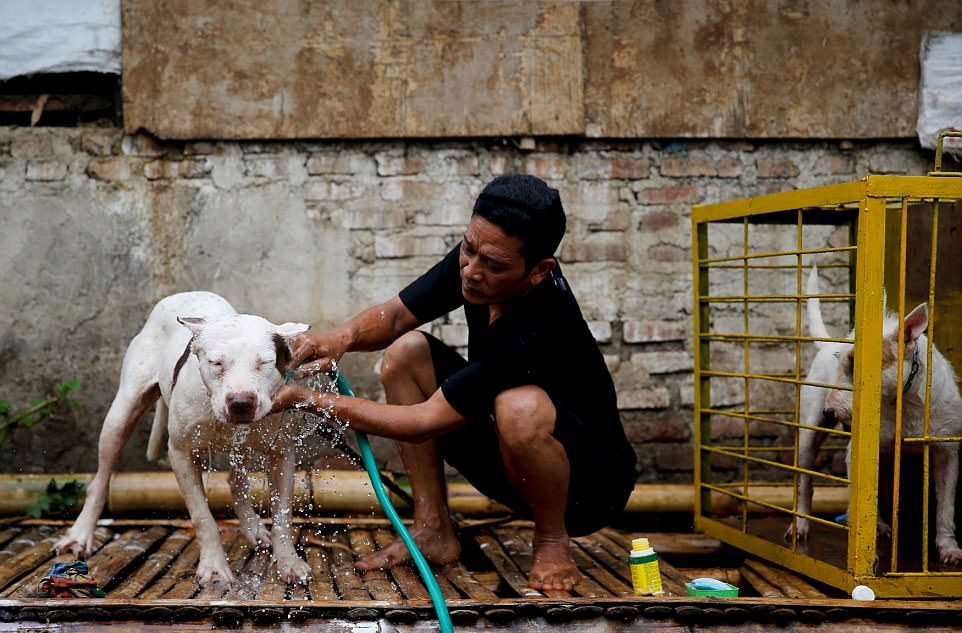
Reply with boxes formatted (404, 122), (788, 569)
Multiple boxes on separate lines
(171, 339), (192, 394)
(902, 345), (921, 394)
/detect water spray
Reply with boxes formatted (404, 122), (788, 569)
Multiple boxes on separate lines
(287, 369), (454, 631)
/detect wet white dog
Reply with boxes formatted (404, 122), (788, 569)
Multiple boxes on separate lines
(786, 267), (962, 566)
(54, 292), (316, 586)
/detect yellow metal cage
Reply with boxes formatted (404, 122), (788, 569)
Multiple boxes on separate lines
(691, 133), (962, 598)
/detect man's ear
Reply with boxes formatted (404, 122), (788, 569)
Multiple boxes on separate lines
(527, 258), (556, 286)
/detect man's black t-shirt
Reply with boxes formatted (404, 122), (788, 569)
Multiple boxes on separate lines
(399, 243), (637, 486)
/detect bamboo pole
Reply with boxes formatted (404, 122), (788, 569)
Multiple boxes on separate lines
(0, 526), (55, 568)
(567, 544), (626, 597)
(110, 528), (194, 599)
(302, 531), (338, 601)
(679, 567), (741, 587)
(90, 526), (170, 587)
(327, 526), (370, 601)
(138, 538), (200, 599)
(442, 561), (499, 602)
(743, 558), (826, 599)
(0, 473), (850, 517)
(739, 565), (785, 598)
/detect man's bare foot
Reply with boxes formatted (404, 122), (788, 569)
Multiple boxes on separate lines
(355, 522), (461, 571)
(528, 535), (580, 591)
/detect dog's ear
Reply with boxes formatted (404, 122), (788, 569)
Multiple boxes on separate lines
(275, 322), (310, 343)
(273, 323), (309, 374)
(177, 316), (207, 335)
(903, 304), (929, 344)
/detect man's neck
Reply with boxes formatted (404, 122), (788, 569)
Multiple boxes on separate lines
(488, 276), (546, 324)
(489, 303), (511, 324)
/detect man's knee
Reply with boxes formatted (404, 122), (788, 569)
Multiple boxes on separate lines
(380, 331), (431, 385)
(494, 386), (556, 448)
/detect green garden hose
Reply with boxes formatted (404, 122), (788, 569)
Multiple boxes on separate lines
(330, 372), (454, 631)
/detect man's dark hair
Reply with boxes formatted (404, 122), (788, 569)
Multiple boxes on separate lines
(472, 174), (566, 270)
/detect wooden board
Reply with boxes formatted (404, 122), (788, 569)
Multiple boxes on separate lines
(121, 1), (962, 140)
(583, 0), (962, 138)
(122, 0), (583, 139)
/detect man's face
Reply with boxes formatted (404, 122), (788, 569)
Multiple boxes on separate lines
(459, 215), (552, 305)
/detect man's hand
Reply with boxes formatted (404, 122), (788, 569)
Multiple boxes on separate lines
(271, 385), (310, 414)
(271, 385), (337, 419)
(289, 330), (351, 379)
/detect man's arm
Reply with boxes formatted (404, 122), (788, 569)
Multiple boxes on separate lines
(275, 384), (466, 443)
(290, 295), (420, 379)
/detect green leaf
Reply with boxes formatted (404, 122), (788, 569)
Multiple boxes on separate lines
(0, 380), (84, 448)
(27, 479), (86, 517)
(28, 496), (51, 517)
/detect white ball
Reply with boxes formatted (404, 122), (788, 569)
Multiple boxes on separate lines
(851, 585), (875, 601)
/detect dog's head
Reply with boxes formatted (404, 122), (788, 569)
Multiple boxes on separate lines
(177, 314), (309, 424)
(823, 304), (928, 426)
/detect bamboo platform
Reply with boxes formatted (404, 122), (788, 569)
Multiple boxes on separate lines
(0, 517), (960, 631)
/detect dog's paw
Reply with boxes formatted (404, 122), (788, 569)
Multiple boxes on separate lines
(241, 523), (273, 551)
(275, 554), (312, 584)
(196, 556), (235, 588)
(784, 519), (810, 542)
(938, 544), (962, 567)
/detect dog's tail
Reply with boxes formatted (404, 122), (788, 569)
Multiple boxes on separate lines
(807, 264), (830, 348)
(146, 398), (168, 461)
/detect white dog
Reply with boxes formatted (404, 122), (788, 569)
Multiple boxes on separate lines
(786, 267), (962, 566)
(54, 292), (316, 586)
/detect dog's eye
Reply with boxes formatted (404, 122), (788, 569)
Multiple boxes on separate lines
(208, 360), (223, 368)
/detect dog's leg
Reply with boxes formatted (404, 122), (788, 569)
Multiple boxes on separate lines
(932, 442), (962, 565)
(266, 449), (311, 583)
(788, 424), (831, 541)
(786, 380), (834, 541)
(168, 442), (233, 587)
(227, 455), (271, 550)
(55, 337), (160, 557)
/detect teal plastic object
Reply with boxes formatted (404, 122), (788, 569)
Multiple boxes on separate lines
(685, 577), (739, 597)
(331, 373), (454, 632)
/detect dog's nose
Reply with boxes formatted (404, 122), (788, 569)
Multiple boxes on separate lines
(226, 392), (257, 417)
(822, 408), (836, 423)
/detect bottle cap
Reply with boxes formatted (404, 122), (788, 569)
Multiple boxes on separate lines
(631, 537), (650, 551)
(851, 585), (875, 601)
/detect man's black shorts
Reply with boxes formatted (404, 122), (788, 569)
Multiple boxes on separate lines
(421, 332), (634, 537)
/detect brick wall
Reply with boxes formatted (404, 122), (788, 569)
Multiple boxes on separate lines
(0, 127), (932, 481)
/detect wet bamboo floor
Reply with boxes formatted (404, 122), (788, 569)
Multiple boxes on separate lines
(1, 517), (961, 630)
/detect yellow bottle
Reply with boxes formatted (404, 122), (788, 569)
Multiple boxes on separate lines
(629, 537), (664, 596)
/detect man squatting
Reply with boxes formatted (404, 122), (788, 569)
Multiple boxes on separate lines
(272, 174), (638, 590)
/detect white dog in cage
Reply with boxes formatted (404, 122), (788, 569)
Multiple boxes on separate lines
(786, 266), (962, 566)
